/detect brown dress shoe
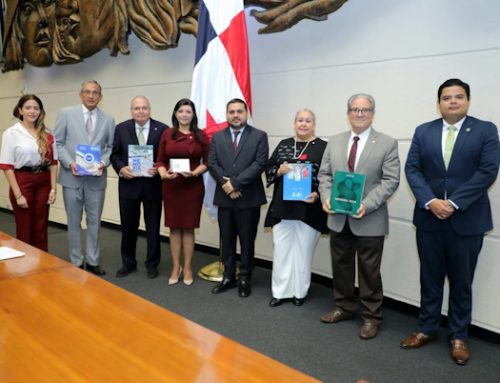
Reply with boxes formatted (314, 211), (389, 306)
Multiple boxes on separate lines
(359, 322), (379, 339)
(450, 339), (469, 365)
(320, 309), (353, 324)
(400, 331), (437, 349)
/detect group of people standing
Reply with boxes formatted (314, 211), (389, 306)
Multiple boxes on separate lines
(1, 78), (498, 366)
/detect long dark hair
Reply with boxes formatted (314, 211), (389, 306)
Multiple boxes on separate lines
(171, 98), (201, 141)
(13, 94), (50, 159)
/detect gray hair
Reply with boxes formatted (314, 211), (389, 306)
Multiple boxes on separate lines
(80, 80), (102, 94)
(130, 95), (151, 109)
(294, 108), (316, 123)
(347, 93), (375, 112)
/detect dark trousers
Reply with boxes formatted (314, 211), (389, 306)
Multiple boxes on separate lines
(10, 170), (51, 251)
(416, 222), (483, 340)
(118, 189), (162, 269)
(329, 221), (385, 323)
(218, 206), (261, 280)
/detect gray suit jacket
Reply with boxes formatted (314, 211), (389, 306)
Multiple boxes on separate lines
(55, 105), (115, 190)
(208, 125), (268, 208)
(318, 129), (400, 236)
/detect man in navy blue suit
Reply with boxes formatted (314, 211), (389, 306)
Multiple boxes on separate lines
(110, 96), (168, 279)
(401, 79), (500, 365)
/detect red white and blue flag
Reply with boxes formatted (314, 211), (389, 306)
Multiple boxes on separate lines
(191, 0), (253, 217)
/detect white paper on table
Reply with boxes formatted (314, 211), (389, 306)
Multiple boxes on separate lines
(0, 246), (25, 260)
(169, 158), (190, 173)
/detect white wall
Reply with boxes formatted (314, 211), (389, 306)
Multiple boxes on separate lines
(1, 0), (499, 332)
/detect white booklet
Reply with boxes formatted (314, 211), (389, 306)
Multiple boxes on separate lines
(169, 158), (190, 173)
(0, 246), (25, 261)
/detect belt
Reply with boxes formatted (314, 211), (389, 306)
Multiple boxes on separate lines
(18, 165), (50, 173)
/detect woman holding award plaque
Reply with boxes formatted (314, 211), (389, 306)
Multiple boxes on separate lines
(0, 95), (58, 251)
(264, 109), (328, 307)
(157, 99), (210, 286)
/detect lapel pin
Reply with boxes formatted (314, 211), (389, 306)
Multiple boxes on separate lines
(466, 128), (471, 132)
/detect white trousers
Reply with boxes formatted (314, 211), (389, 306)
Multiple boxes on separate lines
(271, 220), (321, 299)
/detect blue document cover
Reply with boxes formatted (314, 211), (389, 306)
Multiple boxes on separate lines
(128, 145), (154, 177)
(283, 163), (312, 201)
(75, 144), (101, 176)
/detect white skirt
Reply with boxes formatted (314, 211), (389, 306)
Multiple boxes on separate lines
(271, 220), (321, 299)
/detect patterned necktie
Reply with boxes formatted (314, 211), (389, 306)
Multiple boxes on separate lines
(138, 126), (145, 145)
(233, 130), (240, 151)
(347, 136), (360, 172)
(444, 125), (457, 169)
(86, 113), (93, 141)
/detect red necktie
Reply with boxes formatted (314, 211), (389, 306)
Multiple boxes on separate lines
(233, 131), (240, 151)
(348, 136), (359, 172)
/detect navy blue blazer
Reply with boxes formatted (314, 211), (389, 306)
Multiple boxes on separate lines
(208, 125), (269, 208)
(110, 118), (168, 200)
(405, 116), (500, 236)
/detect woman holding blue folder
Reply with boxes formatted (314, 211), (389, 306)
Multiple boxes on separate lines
(264, 109), (328, 307)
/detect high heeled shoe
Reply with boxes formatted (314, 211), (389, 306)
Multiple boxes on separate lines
(168, 267), (183, 285)
(183, 270), (194, 286)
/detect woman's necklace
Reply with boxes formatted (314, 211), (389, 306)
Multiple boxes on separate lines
(293, 137), (315, 159)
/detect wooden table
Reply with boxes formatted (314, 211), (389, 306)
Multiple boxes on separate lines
(0, 232), (319, 382)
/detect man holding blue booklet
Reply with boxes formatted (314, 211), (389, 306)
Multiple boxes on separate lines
(55, 80), (115, 275)
(110, 96), (168, 279)
(318, 93), (400, 339)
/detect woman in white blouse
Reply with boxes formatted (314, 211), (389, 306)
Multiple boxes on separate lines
(0, 95), (58, 251)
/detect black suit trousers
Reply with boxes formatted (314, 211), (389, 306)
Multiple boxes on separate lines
(119, 186), (162, 269)
(218, 206), (261, 280)
(416, 221), (483, 339)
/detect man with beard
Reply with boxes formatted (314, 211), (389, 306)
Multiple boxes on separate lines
(208, 98), (268, 298)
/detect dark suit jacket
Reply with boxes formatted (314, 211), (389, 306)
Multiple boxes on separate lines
(110, 118), (168, 199)
(405, 116), (500, 236)
(208, 125), (268, 208)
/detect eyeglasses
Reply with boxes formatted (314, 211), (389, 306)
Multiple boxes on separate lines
(81, 90), (101, 97)
(349, 108), (373, 114)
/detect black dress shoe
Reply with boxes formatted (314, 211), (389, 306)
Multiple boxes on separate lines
(78, 264), (84, 269)
(212, 278), (237, 294)
(269, 298), (283, 307)
(147, 267), (159, 279)
(293, 297), (306, 306)
(116, 265), (137, 278)
(238, 279), (251, 298)
(86, 263), (106, 276)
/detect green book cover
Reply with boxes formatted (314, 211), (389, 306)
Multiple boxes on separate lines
(330, 170), (366, 216)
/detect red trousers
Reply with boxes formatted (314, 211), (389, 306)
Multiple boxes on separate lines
(9, 170), (51, 251)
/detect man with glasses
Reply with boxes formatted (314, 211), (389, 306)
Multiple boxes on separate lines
(318, 93), (400, 339)
(55, 80), (115, 275)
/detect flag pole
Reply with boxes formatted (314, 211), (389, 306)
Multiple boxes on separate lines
(197, 232), (224, 282)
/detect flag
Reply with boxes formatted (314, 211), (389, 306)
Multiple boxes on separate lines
(191, 0), (253, 218)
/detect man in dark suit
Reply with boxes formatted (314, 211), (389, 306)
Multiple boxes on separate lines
(208, 98), (268, 297)
(318, 93), (400, 340)
(402, 79), (500, 365)
(55, 80), (115, 275)
(110, 96), (168, 279)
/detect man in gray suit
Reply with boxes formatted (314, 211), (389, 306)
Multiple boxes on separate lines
(208, 98), (268, 298)
(318, 93), (400, 339)
(55, 80), (115, 275)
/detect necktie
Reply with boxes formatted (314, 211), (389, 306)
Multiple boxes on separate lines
(138, 126), (145, 145)
(233, 131), (240, 151)
(347, 136), (359, 172)
(86, 113), (93, 141)
(444, 125), (457, 169)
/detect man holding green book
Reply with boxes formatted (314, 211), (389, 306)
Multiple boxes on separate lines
(318, 93), (400, 340)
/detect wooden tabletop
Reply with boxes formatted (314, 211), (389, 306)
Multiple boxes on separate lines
(0, 232), (320, 382)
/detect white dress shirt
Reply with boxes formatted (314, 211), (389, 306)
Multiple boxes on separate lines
(347, 127), (372, 171)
